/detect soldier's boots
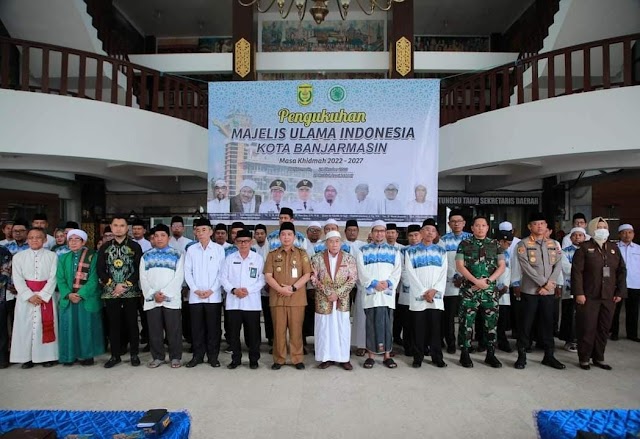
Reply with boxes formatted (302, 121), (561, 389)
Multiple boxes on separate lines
(514, 348), (527, 369)
(484, 346), (502, 368)
(459, 347), (473, 368)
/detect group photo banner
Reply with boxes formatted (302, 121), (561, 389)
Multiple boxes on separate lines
(207, 79), (440, 225)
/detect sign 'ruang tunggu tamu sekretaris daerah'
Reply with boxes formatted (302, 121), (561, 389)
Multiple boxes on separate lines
(208, 79), (439, 225)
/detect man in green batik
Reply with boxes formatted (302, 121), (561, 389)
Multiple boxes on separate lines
(455, 215), (505, 369)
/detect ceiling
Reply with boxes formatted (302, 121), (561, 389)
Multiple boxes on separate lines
(114, 0), (534, 38)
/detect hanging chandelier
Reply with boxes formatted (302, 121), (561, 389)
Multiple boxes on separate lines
(237, 0), (405, 25)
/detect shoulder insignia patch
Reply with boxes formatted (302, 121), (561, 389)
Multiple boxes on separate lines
(518, 246), (525, 254)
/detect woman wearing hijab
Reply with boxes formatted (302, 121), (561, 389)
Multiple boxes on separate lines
(571, 217), (627, 370)
(57, 229), (105, 365)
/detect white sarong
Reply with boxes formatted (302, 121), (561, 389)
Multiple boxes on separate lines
(315, 303), (351, 362)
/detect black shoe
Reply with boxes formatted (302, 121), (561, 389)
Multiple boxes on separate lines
(21, 361), (34, 369)
(412, 360), (422, 368)
(271, 363), (282, 370)
(80, 359), (95, 366)
(610, 334), (619, 341)
(394, 337), (403, 345)
(295, 363), (305, 370)
(514, 350), (527, 370)
(484, 348), (502, 368)
(579, 363), (591, 370)
(227, 362), (241, 369)
(424, 347), (431, 356)
(541, 355), (566, 370)
(593, 361), (612, 370)
(209, 360), (221, 368)
(434, 359), (447, 368)
(42, 361), (56, 368)
(446, 345), (456, 354)
(185, 357), (203, 368)
(104, 357), (121, 369)
(130, 355), (141, 367)
(628, 337), (640, 342)
(142, 344), (150, 353)
(0, 362), (9, 369)
(476, 344), (487, 353)
(250, 362), (259, 370)
(498, 342), (513, 353)
(525, 347), (533, 353)
(459, 348), (473, 368)
(268, 339), (273, 346)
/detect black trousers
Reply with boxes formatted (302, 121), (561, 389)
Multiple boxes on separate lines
(510, 288), (521, 338)
(395, 304), (413, 354)
(517, 294), (555, 355)
(147, 307), (183, 361)
(576, 298), (615, 363)
(553, 297), (561, 334)
(105, 297), (140, 357)
(190, 302), (221, 362)
(412, 309), (443, 363)
(559, 298), (576, 342)
(497, 305), (510, 345)
(181, 287), (191, 343)
(612, 288), (640, 339)
(303, 289), (315, 338)
(0, 300), (14, 364)
(228, 310), (261, 364)
(261, 296), (273, 342)
(137, 296), (149, 343)
(442, 295), (460, 348)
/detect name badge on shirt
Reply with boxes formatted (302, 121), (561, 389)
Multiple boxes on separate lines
(603, 267), (611, 278)
(250, 267), (257, 278)
(292, 267), (298, 278)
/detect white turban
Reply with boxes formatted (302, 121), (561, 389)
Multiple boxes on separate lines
(325, 219), (338, 227)
(66, 229), (87, 242)
(570, 227), (586, 236)
(240, 180), (257, 191)
(325, 231), (342, 241)
(307, 221), (322, 229)
(371, 220), (386, 230)
(498, 221), (513, 231)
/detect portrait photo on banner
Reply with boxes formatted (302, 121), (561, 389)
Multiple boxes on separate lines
(207, 79), (439, 225)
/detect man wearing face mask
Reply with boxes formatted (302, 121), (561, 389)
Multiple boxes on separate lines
(571, 217), (627, 370)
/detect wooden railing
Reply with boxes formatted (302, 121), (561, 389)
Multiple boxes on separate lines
(84, 0), (145, 60)
(441, 33), (640, 126)
(0, 37), (207, 128)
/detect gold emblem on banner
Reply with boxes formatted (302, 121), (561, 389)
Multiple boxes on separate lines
(234, 38), (251, 78)
(297, 84), (313, 106)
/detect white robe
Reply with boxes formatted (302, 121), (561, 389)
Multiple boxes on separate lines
(10, 248), (58, 363)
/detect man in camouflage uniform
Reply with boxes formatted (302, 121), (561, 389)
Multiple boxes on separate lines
(455, 216), (506, 368)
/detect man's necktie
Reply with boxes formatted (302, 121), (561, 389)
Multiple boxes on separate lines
(303, 202), (307, 210)
(276, 203), (280, 211)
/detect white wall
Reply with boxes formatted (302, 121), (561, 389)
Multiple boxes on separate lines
(440, 85), (640, 174)
(0, 90), (207, 176)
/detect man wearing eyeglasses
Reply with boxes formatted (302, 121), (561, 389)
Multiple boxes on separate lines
(221, 230), (265, 369)
(207, 179), (230, 214)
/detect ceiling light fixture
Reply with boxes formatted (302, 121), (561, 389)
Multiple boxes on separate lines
(237, 0), (405, 25)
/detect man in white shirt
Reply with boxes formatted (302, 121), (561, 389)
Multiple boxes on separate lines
(316, 184), (343, 215)
(131, 219), (152, 253)
(139, 224), (185, 368)
(184, 218), (226, 368)
(380, 182), (403, 215)
(10, 227), (58, 368)
(613, 224), (640, 342)
(291, 179), (317, 214)
(231, 180), (261, 214)
(208, 179), (231, 214)
(353, 183), (379, 215)
(221, 230), (266, 369)
(259, 179), (288, 215)
(31, 213), (56, 250)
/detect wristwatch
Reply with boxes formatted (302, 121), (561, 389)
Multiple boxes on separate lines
(291, 285), (297, 292)
(231, 288), (237, 295)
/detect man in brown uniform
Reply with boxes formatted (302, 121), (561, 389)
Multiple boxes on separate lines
(571, 217), (627, 370)
(264, 222), (311, 370)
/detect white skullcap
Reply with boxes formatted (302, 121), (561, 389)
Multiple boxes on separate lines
(214, 179), (227, 187)
(498, 221), (513, 231)
(307, 221), (322, 229)
(371, 220), (386, 230)
(66, 229), (87, 242)
(325, 218), (338, 227)
(385, 182), (399, 190)
(618, 224), (633, 232)
(239, 179), (257, 191)
(570, 227), (586, 236)
(325, 231), (341, 241)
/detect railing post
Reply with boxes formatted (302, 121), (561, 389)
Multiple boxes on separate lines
(125, 64), (133, 107)
(1, 40), (11, 89)
(41, 48), (49, 93)
(564, 51), (572, 95)
(583, 47), (591, 92)
(20, 45), (29, 91)
(60, 52), (68, 96)
(95, 59), (103, 101)
(531, 58), (539, 101)
(78, 54), (86, 98)
(623, 39), (632, 86)
(516, 62), (524, 104)
(111, 61), (119, 103)
(548, 54), (555, 98)
(602, 43), (610, 89)
(489, 71), (497, 110)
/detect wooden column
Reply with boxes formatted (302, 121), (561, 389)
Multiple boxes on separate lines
(389, 0), (413, 78)
(232, 1), (255, 80)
